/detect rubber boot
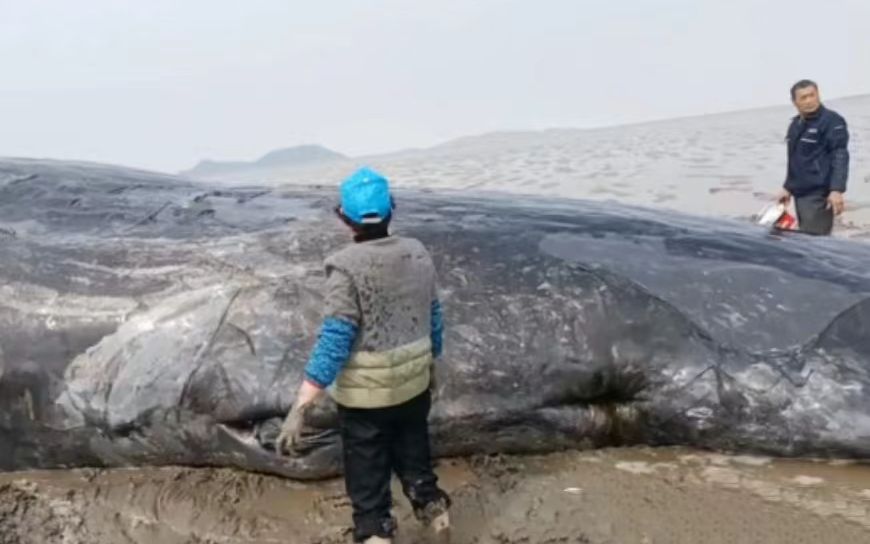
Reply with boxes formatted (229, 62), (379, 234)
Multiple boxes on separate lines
(362, 536), (392, 544)
(430, 511), (450, 534)
(416, 499), (450, 542)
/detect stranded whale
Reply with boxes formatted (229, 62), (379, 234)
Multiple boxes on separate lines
(1, 158), (869, 479)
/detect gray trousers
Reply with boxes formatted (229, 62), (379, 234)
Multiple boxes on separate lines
(795, 193), (834, 235)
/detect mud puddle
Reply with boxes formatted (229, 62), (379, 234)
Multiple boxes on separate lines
(1, 447), (869, 543)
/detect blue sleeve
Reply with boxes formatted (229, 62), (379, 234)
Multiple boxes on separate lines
(303, 316), (359, 388)
(431, 299), (443, 359)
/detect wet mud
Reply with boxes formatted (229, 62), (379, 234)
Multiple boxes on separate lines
(2, 447), (870, 544)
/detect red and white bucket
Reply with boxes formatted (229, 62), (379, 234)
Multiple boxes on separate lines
(757, 203), (798, 231)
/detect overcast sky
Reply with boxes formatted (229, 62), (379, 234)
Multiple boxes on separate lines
(1, 0), (867, 173)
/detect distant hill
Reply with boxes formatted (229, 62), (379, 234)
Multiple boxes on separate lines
(182, 145), (346, 180)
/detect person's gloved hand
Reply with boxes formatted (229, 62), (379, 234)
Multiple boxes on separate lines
(276, 380), (326, 456)
(276, 402), (309, 456)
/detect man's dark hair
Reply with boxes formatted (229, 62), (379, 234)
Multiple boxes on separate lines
(334, 205), (392, 241)
(791, 79), (818, 100)
(353, 216), (391, 241)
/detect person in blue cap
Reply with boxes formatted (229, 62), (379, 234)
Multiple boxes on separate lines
(277, 167), (450, 544)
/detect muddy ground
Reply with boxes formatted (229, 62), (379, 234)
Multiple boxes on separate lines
(2, 447), (869, 544)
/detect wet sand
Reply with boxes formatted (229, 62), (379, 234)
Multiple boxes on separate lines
(3, 447), (870, 543)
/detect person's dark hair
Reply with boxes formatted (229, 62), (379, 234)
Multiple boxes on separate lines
(353, 216), (391, 242)
(334, 205), (392, 242)
(791, 79), (818, 100)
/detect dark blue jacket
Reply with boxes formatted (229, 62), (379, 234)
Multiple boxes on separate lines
(784, 105), (850, 197)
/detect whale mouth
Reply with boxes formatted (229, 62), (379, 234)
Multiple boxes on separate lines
(217, 416), (340, 457)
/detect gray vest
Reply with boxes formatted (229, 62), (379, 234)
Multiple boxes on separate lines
(324, 236), (436, 408)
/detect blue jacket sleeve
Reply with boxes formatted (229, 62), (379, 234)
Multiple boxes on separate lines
(431, 299), (443, 359)
(303, 317), (359, 388)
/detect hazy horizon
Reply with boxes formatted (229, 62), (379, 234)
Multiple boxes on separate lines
(184, 91), (867, 169)
(2, 0), (867, 173)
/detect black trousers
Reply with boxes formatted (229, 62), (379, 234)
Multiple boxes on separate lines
(795, 192), (834, 235)
(338, 389), (449, 542)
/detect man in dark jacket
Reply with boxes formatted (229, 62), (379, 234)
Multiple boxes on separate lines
(776, 79), (850, 235)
